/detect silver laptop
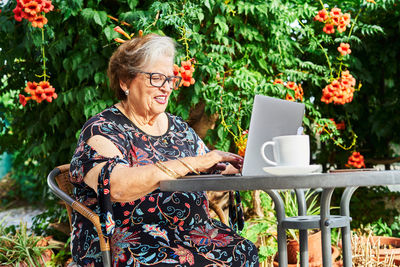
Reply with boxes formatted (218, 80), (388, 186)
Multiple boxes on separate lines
(184, 95), (305, 178)
(241, 95), (305, 176)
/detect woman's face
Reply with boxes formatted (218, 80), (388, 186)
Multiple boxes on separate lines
(125, 55), (175, 118)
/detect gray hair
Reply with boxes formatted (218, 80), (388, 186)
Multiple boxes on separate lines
(107, 34), (176, 100)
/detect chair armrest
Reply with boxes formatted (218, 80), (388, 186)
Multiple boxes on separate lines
(47, 168), (75, 206)
(47, 167), (110, 256)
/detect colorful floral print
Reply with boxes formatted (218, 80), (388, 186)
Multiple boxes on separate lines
(69, 106), (258, 266)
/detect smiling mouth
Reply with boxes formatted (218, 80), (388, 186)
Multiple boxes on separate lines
(154, 96), (167, 104)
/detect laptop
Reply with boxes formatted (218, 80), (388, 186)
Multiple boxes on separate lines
(185, 95), (305, 178)
(241, 95), (305, 176)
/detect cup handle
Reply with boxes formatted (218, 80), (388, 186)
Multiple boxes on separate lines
(261, 141), (277, 166)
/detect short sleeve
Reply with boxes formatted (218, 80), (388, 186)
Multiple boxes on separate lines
(69, 115), (130, 185)
(69, 111), (131, 237)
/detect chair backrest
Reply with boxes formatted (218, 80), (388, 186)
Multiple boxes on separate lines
(52, 164), (73, 227)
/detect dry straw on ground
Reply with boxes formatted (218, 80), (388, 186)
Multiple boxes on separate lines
(260, 231), (400, 267)
(352, 232), (399, 266)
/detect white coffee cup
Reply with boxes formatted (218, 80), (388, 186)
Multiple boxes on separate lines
(260, 135), (310, 166)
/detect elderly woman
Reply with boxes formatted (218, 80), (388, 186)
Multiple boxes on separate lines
(69, 33), (259, 266)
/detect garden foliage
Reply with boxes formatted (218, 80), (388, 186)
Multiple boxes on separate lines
(0, 0), (399, 202)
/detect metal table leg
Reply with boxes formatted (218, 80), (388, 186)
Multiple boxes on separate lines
(267, 189), (310, 267)
(340, 187), (358, 267)
(320, 188), (335, 267)
(299, 229), (309, 267)
(295, 189), (308, 267)
(266, 190), (288, 267)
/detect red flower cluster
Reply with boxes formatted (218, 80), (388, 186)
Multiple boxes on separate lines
(337, 43), (351, 56)
(346, 151), (366, 169)
(314, 7), (351, 34)
(19, 81), (57, 106)
(173, 60), (195, 88)
(13, 0), (54, 28)
(273, 79), (304, 101)
(321, 71), (356, 105)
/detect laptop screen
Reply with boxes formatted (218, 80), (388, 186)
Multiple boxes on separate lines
(241, 95), (305, 176)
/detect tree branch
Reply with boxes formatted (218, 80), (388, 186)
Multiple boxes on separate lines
(365, 157), (400, 165)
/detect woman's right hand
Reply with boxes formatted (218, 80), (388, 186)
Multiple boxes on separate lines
(195, 150), (243, 173)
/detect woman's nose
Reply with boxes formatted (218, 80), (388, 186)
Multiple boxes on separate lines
(160, 81), (173, 91)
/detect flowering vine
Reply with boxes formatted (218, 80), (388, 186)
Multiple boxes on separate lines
(314, 7), (351, 34)
(337, 43), (351, 56)
(273, 79), (304, 102)
(298, 1), (367, 161)
(13, 0), (53, 28)
(173, 60), (195, 88)
(113, 25), (137, 43)
(13, 0), (57, 106)
(321, 70), (356, 105)
(346, 152), (366, 168)
(236, 130), (248, 157)
(220, 105), (248, 157)
(330, 119), (345, 130)
(313, 3), (364, 106)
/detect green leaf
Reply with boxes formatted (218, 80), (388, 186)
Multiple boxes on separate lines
(0, 17), (14, 32)
(127, 0), (139, 10)
(204, 0), (212, 12)
(77, 69), (86, 82)
(93, 11), (108, 27)
(197, 12), (204, 22)
(81, 8), (95, 20)
(214, 15), (229, 34)
(217, 126), (225, 140)
(71, 54), (82, 71)
(94, 72), (106, 84)
(303, 117), (310, 127)
(103, 26), (118, 41)
(258, 59), (269, 72)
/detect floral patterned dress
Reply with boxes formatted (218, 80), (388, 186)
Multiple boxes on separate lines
(69, 106), (259, 267)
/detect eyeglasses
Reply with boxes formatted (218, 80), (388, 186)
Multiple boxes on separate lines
(139, 71), (182, 90)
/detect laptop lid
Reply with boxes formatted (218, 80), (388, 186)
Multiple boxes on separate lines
(241, 95), (305, 176)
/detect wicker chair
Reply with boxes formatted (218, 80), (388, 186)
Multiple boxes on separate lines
(47, 164), (228, 267)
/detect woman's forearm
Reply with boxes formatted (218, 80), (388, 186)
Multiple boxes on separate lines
(109, 158), (203, 202)
(83, 151), (236, 202)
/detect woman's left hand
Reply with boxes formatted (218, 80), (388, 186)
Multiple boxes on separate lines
(220, 163), (241, 175)
(205, 150), (243, 173)
(193, 150), (243, 173)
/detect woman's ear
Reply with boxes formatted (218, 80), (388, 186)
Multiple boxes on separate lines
(119, 80), (128, 91)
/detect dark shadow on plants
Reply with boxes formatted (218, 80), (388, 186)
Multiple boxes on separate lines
(331, 186), (400, 230)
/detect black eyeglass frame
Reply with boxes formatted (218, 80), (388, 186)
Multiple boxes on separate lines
(138, 71), (182, 89)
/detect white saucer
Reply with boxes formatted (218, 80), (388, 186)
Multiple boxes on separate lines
(262, 165), (321, 176)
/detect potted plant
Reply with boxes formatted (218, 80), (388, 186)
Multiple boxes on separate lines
(0, 219), (55, 267)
